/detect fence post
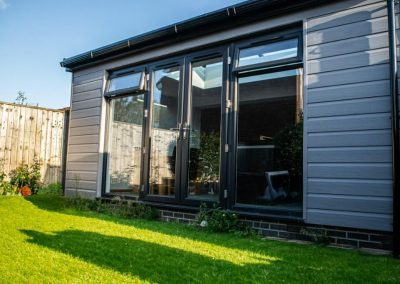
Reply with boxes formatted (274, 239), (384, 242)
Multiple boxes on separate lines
(61, 108), (70, 195)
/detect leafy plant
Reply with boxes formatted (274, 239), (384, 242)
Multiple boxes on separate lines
(197, 133), (220, 182)
(195, 203), (255, 237)
(0, 181), (19, 196)
(15, 91), (27, 105)
(300, 228), (329, 245)
(273, 113), (303, 194)
(37, 183), (63, 195)
(9, 158), (41, 194)
(0, 158), (6, 182)
(65, 196), (159, 220)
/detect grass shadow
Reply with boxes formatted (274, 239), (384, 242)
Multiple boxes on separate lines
(24, 194), (392, 261)
(20, 229), (276, 283)
(11, 196), (400, 282)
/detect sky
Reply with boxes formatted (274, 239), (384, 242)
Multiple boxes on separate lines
(0, 0), (243, 109)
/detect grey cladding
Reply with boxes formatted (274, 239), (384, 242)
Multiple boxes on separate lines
(305, 0), (393, 231)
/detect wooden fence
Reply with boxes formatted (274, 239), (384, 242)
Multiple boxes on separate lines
(0, 101), (69, 185)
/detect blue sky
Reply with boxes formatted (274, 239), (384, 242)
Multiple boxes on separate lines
(0, 0), (242, 109)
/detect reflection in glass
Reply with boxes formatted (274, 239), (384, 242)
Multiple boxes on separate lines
(238, 38), (298, 67)
(187, 58), (223, 201)
(236, 69), (303, 213)
(109, 95), (144, 194)
(149, 66), (180, 196)
(108, 72), (143, 92)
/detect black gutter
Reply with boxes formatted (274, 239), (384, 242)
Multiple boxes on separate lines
(60, 0), (332, 70)
(387, 0), (400, 258)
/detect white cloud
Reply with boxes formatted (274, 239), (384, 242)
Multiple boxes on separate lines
(0, 0), (9, 10)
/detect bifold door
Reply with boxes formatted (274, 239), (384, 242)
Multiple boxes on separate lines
(142, 49), (228, 205)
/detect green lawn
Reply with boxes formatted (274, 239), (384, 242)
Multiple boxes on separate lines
(1, 195), (399, 283)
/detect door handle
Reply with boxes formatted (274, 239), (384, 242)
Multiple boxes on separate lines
(181, 125), (190, 140)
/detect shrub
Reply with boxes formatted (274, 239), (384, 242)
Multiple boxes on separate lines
(195, 203), (255, 237)
(9, 159), (41, 194)
(37, 183), (63, 195)
(65, 196), (159, 220)
(300, 228), (329, 245)
(0, 181), (19, 196)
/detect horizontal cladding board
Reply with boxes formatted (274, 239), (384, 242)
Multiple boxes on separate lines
(73, 70), (104, 85)
(73, 80), (103, 94)
(308, 178), (392, 197)
(308, 130), (392, 147)
(308, 163), (392, 179)
(307, 209), (392, 231)
(307, 32), (388, 60)
(69, 116), (100, 128)
(68, 134), (100, 145)
(68, 125), (100, 136)
(307, 48), (388, 74)
(67, 162), (99, 172)
(68, 153), (99, 163)
(307, 80), (389, 103)
(308, 194), (392, 214)
(65, 179), (97, 190)
(308, 113), (391, 133)
(70, 107), (102, 120)
(65, 188), (96, 199)
(307, 96), (391, 118)
(69, 116), (101, 128)
(307, 1), (386, 32)
(308, 147), (392, 163)
(308, 64), (389, 89)
(307, 16), (387, 46)
(68, 144), (99, 154)
(72, 89), (102, 103)
(71, 98), (102, 111)
(66, 170), (98, 181)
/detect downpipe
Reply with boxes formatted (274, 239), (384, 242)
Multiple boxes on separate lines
(387, 0), (400, 258)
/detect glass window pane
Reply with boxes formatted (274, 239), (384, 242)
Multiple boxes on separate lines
(187, 57), (223, 201)
(108, 72), (143, 92)
(236, 69), (303, 214)
(109, 95), (144, 194)
(149, 66), (180, 196)
(238, 38), (298, 67)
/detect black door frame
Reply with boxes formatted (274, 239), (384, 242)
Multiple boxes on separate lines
(179, 46), (230, 207)
(141, 56), (185, 204)
(101, 25), (305, 219)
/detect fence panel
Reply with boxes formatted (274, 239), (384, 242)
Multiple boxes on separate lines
(0, 101), (69, 185)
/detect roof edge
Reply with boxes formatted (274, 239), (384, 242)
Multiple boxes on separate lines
(60, 0), (330, 70)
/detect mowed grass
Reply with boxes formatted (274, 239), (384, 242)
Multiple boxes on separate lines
(0, 195), (399, 283)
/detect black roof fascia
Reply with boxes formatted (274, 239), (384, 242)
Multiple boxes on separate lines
(60, 0), (331, 70)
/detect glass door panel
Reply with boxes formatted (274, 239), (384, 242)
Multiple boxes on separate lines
(235, 69), (303, 213)
(186, 57), (223, 202)
(149, 66), (181, 197)
(108, 95), (145, 194)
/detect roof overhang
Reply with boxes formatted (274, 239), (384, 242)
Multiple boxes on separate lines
(60, 0), (332, 71)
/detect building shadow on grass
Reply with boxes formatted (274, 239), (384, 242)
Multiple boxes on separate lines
(24, 195), (358, 262)
(20, 229), (277, 283)
(26, 195), (280, 256)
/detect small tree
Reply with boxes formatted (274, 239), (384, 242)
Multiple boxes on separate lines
(15, 91), (27, 105)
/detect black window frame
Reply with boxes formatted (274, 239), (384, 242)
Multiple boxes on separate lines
(228, 29), (304, 219)
(232, 28), (303, 75)
(100, 25), (304, 221)
(103, 64), (148, 197)
(104, 66), (147, 98)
